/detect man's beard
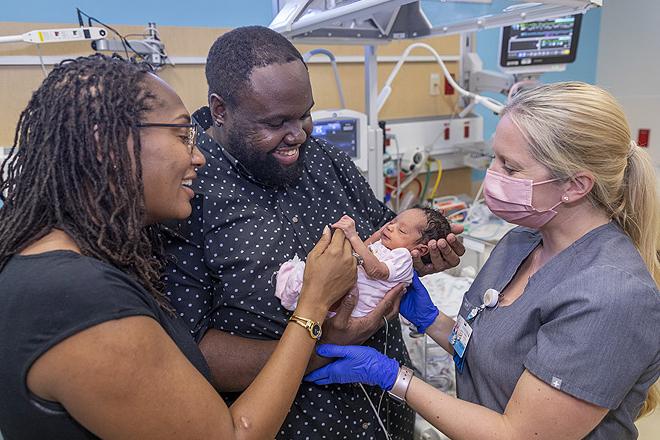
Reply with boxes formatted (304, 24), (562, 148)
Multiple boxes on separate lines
(225, 127), (305, 188)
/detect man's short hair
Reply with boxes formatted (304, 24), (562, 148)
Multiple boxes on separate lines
(205, 25), (305, 107)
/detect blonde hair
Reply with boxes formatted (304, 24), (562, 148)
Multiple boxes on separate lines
(503, 81), (659, 418)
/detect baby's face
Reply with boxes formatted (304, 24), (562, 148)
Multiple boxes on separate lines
(380, 209), (425, 251)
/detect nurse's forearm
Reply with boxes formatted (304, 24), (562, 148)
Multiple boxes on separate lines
(406, 377), (511, 440)
(424, 312), (455, 354)
(405, 371), (607, 440)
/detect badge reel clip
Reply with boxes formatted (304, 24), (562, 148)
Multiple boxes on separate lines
(466, 288), (500, 321)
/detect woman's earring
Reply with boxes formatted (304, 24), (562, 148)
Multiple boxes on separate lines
(562, 195), (569, 202)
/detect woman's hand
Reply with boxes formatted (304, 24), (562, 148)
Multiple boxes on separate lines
(411, 223), (465, 276)
(399, 272), (439, 334)
(300, 226), (357, 311)
(304, 344), (399, 391)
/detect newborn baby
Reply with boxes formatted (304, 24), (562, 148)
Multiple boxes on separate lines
(275, 207), (451, 317)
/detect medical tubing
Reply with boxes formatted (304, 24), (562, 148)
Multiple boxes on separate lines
(359, 384), (392, 439)
(394, 136), (401, 211)
(429, 159), (443, 200)
(378, 42), (505, 114)
(366, 317), (392, 439)
(421, 162), (432, 202)
(464, 163), (488, 224)
(303, 48), (346, 108)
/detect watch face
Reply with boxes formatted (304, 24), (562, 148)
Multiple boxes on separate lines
(311, 323), (322, 339)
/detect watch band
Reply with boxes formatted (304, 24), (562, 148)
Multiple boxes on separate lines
(387, 366), (413, 403)
(289, 314), (323, 340)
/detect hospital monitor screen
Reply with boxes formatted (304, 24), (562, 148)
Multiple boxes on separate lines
(312, 119), (359, 159)
(500, 14), (582, 73)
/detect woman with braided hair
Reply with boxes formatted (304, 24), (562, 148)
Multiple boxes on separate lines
(0, 54), (357, 439)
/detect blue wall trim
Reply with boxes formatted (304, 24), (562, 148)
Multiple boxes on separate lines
(0, 0), (274, 28)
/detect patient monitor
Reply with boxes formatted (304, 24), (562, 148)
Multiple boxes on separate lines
(311, 109), (368, 172)
(499, 14), (582, 74)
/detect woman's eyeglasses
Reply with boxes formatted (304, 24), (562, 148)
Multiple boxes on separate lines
(137, 123), (199, 155)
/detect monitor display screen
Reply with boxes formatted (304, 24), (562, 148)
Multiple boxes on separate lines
(500, 14), (582, 70)
(312, 118), (358, 158)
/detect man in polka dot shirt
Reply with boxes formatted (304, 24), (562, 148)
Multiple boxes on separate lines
(162, 26), (464, 440)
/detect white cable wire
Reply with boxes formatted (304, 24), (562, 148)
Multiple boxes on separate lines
(377, 42), (505, 115)
(464, 156), (492, 224)
(376, 317), (389, 414)
(392, 136), (401, 212)
(359, 384), (392, 439)
(360, 316), (391, 439)
(35, 44), (47, 77)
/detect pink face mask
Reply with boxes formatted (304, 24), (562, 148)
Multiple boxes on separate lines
(483, 168), (563, 229)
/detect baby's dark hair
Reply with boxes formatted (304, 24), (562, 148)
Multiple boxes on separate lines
(414, 207), (451, 265)
(416, 207), (451, 243)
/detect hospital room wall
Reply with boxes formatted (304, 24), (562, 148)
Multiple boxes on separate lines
(596, 0), (660, 168)
(0, 0), (473, 197)
(0, 1), (607, 193)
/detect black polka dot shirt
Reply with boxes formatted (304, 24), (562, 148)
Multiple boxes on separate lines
(161, 107), (415, 439)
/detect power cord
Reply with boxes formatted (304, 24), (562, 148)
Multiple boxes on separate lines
(77, 8), (154, 67)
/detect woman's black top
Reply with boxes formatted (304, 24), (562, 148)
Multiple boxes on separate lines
(0, 251), (212, 439)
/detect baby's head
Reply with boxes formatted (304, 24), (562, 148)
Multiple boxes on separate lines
(380, 207), (451, 258)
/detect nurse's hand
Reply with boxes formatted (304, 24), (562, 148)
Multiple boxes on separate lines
(304, 344), (399, 391)
(399, 272), (439, 334)
(411, 223), (465, 276)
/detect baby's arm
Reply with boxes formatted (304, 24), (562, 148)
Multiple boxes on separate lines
(332, 215), (390, 280)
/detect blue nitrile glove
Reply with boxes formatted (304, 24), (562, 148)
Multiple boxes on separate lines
(399, 271), (439, 334)
(304, 344), (399, 391)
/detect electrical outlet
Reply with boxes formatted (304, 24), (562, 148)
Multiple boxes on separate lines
(429, 73), (441, 96)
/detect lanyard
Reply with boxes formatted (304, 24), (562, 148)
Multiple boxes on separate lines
(450, 288), (500, 373)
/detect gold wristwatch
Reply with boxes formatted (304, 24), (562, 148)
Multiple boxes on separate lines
(289, 314), (323, 340)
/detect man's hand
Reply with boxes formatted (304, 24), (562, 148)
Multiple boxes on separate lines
(323, 284), (404, 345)
(411, 223), (465, 276)
(305, 284), (404, 372)
(331, 215), (358, 240)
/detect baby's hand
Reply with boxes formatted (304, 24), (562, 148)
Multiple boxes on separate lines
(332, 215), (357, 239)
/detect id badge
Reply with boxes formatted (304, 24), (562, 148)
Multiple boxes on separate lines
(449, 315), (473, 359)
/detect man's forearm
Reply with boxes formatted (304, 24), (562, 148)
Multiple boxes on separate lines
(199, 328), (330, 392)
(199, 329), (278, 392)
